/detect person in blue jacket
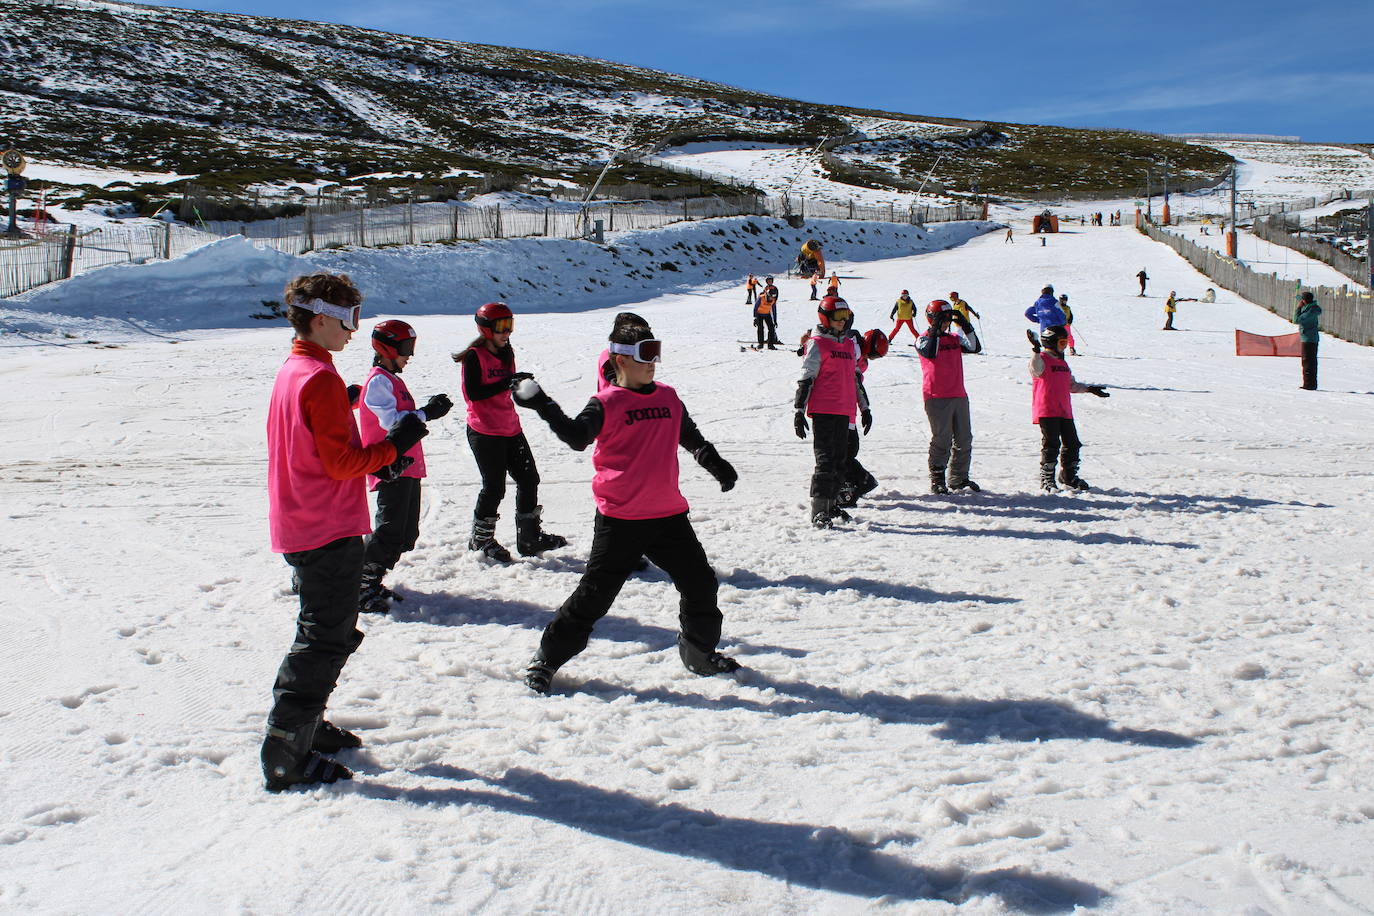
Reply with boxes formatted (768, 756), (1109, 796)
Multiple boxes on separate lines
(1025, 285), (1066, 333)
(1294, 291), (1322, 390)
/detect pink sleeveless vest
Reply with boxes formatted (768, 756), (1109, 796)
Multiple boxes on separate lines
(463, 346), (521, 437)
(591, 384), (689, 520)
(359, 365), (427, 490)
(1032, 353), (1074, 422)
(267, 349), (372, 553)
(920, 333), (968, 399)
(806, 335), (858, 421)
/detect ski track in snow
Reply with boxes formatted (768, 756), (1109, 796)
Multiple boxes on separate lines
(2, 216), (1373, 914)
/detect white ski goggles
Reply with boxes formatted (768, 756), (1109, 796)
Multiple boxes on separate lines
(609, 339), (662, 363)
(298, 298), (361, 331)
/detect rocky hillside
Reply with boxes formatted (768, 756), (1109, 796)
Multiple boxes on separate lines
(0, 0), (1231, 204)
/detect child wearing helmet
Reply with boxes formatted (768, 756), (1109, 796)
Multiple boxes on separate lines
(752, 276), (781, 350)
(1058, 294), (1078, 355)
(795, 296), (869, 528)
(837, 328), (889, 508)
(1028, 324), (1110, 492)
(917, 300), (982, 493)
(453, 302), (567, 562)
(355, 319), (453, 614)
(261, 273), (429, 792)
(889, 290), (918, 344)
(508, 324), (742, 694)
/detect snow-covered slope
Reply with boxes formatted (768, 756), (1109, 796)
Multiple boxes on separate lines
(2, 218), (1372, 912)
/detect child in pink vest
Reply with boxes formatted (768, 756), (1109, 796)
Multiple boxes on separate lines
(261, 273), (428, 793)
(595, 312), (651, 393)
(511, 325), (740, 694)
(917, 299), (982, 493)
(454, 302), (566, 562)
(355, 319), (452, 614)
(1028, 325), (1110, 491)
(795, 296), (869, 528)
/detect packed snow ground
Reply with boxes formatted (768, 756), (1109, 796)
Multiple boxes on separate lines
(3, 218), (1374, 914)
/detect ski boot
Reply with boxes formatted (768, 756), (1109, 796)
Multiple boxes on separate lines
(854, 470), (879, 502)
(835, 485), (858, 509)
(678, 635), (741, 676)
(524, 653), (560, 695)
(358, 562), (393, 615)
(930, 468), (949, 495)
(313, 719), (362, 754)
(515, 506), (568, 557)
(948, 477), (981, 492)
(469, 515), (513, 563)
(1058, 463), (1091, 491)
(1039, 461), (1059, 493)
(810, 497), (834, 529)
(261, 719), (352, 793)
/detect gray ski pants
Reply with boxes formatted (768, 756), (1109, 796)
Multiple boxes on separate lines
(923, 396), (973, 480)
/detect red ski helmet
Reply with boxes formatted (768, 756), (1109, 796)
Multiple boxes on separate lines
(926, 299), (954, 324)
(818, 295), (853, 331)
(475, 302), (514, 339)
(861, 328), (890, 360)
(371, 319), (417, 360)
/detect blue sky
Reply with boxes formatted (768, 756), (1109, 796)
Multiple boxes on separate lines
(146, 0), (1372, 142)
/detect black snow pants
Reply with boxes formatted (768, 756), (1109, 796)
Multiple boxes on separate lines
(467, 427), (539, 518)
(363, 476), (421, 572)
(269, 535), (366, 731)
(1039, 417), (1082, 472)
(755, 314), (780, 348)
(1301, 341), (1318, 389)
(538, 512), (722, 670)
(809, 413), (850, 500)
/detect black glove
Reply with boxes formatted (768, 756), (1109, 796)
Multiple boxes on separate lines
(346, 384), (361, 406)
(510, 375), (552, 409)
(385, 412), (428, 456)
(1027, 329), (1041, 353)
(860, 409), (873, 435)
(422, 393), (452, 420)
(794, 410), (809, 439)
(375, 454), (414, 483)
(694, 443), (737, 492)
(1087, 385), (1110, 398)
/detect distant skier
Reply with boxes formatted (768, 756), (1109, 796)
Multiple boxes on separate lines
(1025, 285), (1066, 334)
(1136, 269), (1148, 296)
(888, 289), (918, 344)
(356, 320), (453, 615)
(1058, 294), (1078, 355)
(1028, 325), (1110, 492)
(261, 272), (428, 792)
(1163, 291), (1178, 330)
(917, 300), (982, 494)
(744, 274), (757, 305)
(795, 296), (868, 528)
(1295, 290), (1322, 389)
(753, 276), (781, 350)
(511, 326), (741, 694)
(826, 273), (840, 297)
(948, 291), (980, 325)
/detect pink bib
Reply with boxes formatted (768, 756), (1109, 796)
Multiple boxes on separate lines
(591, 384), (690, 520)
(463, 346), (521, 437)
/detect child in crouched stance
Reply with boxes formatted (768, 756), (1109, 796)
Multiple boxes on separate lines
(511, 325), (741, 694)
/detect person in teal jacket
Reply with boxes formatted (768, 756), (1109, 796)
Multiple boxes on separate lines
(1294, 291), (1322, 390)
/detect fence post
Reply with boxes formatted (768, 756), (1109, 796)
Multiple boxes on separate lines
(407, 200), (414, 245)
(544, 208), (550, 237)
(848, 199), (855, 220)
(495, 205), (503, 239)
(305, 209), (315, 252)
(451, 206), (459, 241)
(358, 208), (366, 247)
(160, 221), (172, 259)
(60, 225), (78, 280)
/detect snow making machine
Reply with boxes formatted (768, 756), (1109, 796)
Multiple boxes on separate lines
(795, 239), (826, 278)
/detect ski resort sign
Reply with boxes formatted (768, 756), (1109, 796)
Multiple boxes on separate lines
(2, 149), (24, 175)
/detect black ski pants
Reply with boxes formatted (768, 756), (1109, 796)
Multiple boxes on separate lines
(538, 511), (722, 670)
(1301, 341), (1318, 389)
(363, 476), (421, 572)
(1039, 417), (1082, 472)
(269, 536), (366, 731)
(755, 313), (780, 347)
(809, 413), (850, 500)
(467, 427), (539, 519)
(843, 427), (875, 492)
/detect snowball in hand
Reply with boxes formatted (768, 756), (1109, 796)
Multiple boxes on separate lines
(515, 378), (542, 401)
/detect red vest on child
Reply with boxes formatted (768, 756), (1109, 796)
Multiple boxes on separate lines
(463, 346), (521, 437)
(1032, 353), (1074, 423)
(358, 365), (427, 489)
(920, 333), (968, 399)
(267, 347), (372, 553)
(591, 383), (690, 520)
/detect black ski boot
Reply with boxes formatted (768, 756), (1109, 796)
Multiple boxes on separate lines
(524, 653), (559, 695)
(1040, 461), (1059, 493)
(515, 506), (568, 557)
(1059, 463), (1091, 491)
(469, 515), (512, 563)
(811, 496), (840, 529)
(358, 562), (392, 614)
(949, 477), (981, 492)
(261, 719), (352, 793)
(930, 468), (949, 495)
(855, 470), (879, 501)
(678, 635), (742, 676)
(313, 719), (362, 753)
(836, 485), (858, 509)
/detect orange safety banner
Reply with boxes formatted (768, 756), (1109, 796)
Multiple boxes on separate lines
(1235, 329), (1301, 357)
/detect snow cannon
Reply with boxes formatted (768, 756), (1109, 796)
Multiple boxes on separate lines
(1031, 210), (1059, 234)
(796, 239), (825, 278)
